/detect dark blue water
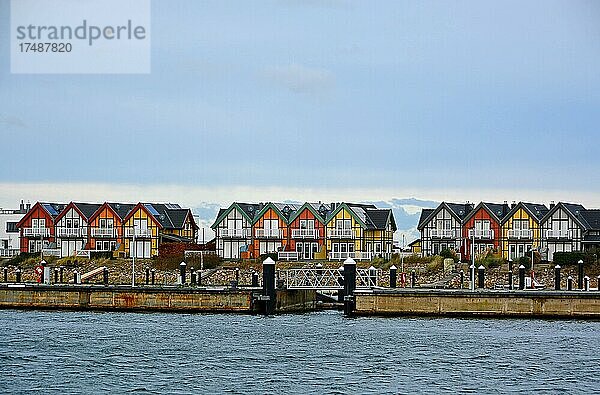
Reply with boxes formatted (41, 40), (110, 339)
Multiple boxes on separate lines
(0, 310), (598, 394)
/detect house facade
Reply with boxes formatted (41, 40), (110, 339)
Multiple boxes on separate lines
(417, 203), (473, 258)
(16, 202), (66, 255)
(211, 203), (260, 259)
(284, 202), (331, 260)
(462, 202), (510, 261)
(88, 202), (135, 254)
(251, 203), (300, 257)
(501, 202), (548, 261)
(540, 202), (587, 261)
(0, 201), (29, 258)
(54, 202), (101, 257)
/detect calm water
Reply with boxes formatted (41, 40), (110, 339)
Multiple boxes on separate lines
(0, 310), (599, 394)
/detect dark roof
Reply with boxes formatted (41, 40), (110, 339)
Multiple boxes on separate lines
(581, 210), (600, 231)
(141, 203), (192, 230)
(41, 203), (67, 218)
(237, 203), (263, 221)
(520, 203), (549, 221)
(72, 202), (102, 220)
(271, 202), (302, 222)
(445, 203), (474, 220)
(107, 203), (136, 220)
(417, 209), (435, 229)
(482, 202), (511, 221)
(161, 233), (194, 243)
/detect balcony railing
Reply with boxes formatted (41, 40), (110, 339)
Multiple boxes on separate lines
(328, 251), (372, 261)
(430, 229), (457, 238)
(91, 228), (118, 237)
(292, 229), (319, 238)
(220, 228), (248, 238)
(23, 228), (51, 237)
(468, 229), (494, 239)
(255, 229), (283, 238)
(125, 228), (153, 238)
(56, 227), (87, 238)
(546, 229), (570, 239)
(327, 229), (355, 238)
(507, 229), (532, 239)
(41, 248), (61, 257)
(278, 251), (299, 261)
(0, 248), (19, 258)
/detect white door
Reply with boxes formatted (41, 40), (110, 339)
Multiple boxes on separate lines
(133, 240), (151, 258)
(303, 242), (311, 260)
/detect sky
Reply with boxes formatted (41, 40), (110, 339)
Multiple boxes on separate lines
(1, 0), (600, 210)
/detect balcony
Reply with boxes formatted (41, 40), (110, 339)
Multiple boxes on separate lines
(23, 228), (50, 237)
(468, 229), (494, 239)
(430, 229), (457, 239)
(255, 228), (283, 238)
(546, 229), (570, 239)
(125, 228), (153, 238)
(328, 251), (372, 261)
(327, 229), (355, 238)
(507, 229), (532, 239)
(56, 227), (87, 238)
(91, 228), (118, 238)
(220, 228), (248, 238)
(0, 248), (19, 258)
(278, 251), (299, 261)
(292, 229), (319, 238)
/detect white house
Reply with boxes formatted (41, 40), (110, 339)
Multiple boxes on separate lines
(0, 201), (29, 258)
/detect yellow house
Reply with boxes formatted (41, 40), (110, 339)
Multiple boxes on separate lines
(408, 239), (421, 255)
(501, 202), (548, 261)
(123, 203), (198, 258)
(325, 203), (396, 261)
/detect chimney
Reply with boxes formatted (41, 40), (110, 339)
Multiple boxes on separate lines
(20, 200), (24, 212)
(26, 201), (31, 212)
(511, 201), (516, 209)
(550, 201), (555, 209)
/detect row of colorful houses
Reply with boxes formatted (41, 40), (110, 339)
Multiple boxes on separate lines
(16, 201), (198, 258)
(211, 202), (396, 261)
(416, 201), (600, 262)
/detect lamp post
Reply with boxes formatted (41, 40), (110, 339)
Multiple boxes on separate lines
(401, 234), (405, 273)
(132, 225), (137, 287)
(470, 228), (475, 291)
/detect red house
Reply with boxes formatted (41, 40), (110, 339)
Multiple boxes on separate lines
(16, 202), (66, 254)
(462, 202), (510, 261)
(283, 202), (331, 260)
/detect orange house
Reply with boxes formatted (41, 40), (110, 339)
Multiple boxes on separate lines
(284, 202), (331, 260)
(88, 202), (135, 254)
(463, 202), (510, 261)
(16, 202), (66, 254)
(251, 203), (300, 258)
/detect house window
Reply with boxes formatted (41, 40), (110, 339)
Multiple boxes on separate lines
(6, 222), (18, 233)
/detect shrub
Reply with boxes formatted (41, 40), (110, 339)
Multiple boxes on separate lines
(426, 256), (443, 273)
(439, 248), (458, 260)
(476, 251), (506, 269)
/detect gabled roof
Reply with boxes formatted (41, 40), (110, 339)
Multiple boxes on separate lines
(210, 202), (263, 229)
(325, 202), (395, 230)
(123, 203), (164, 229)
(408, 239), (421, 247)
(417, 202), (473, 230)
(253, 202), (302, 225)
(502, 202), (548, 225)
(54, 202), (102, 223)
(288, 202), (332, 224)
(88, 202), (136, 223)
(364, 208), (396, 231)
(463, 202), (510, 223)
(122, 203), (194, 230)
(326, 203), (369, 228)
(16, 202), (67, 227)
(541, 202), (588, 230)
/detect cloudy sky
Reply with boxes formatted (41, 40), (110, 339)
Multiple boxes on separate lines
(1, 0), (600, 209)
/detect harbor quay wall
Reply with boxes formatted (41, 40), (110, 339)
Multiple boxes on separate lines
(0, 285), (317, 314)
(354, 289), (600, 318)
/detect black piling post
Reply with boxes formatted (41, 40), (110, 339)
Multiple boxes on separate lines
(518, 265), (526, 290)
(369, 265), (377, 288)
(262, 257), (276, 316)
(3, 267), (8, 283)
(145, 267), (150, 285)
(59, 266), (64, 283)
(460, 270), (464, 289)
(410, 270), (416, 288)
(584, 276), (590, 291)
(54, 268), (59, 284)
(151, 269), (156, 285)
(567, 276), (573, 291)
(235, 268), (240, 284)
(477, 265), (485, 289)
(508, 260), (513, 290)
(597, 275), (600, 292)
(15, 267), (21, 283)
(103, 267), (109, 286)
(179, 261), (187, 285)
(73, 270), (78, 284)
(343, 258), (356, 316)
(389, 265), (397, 288)
(316, 263), (323, 277)
(251, 270), (259, 287)
(578, 260), (584, 290)
(191, 268), (197, 286)
(554, 265), (561, 291)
